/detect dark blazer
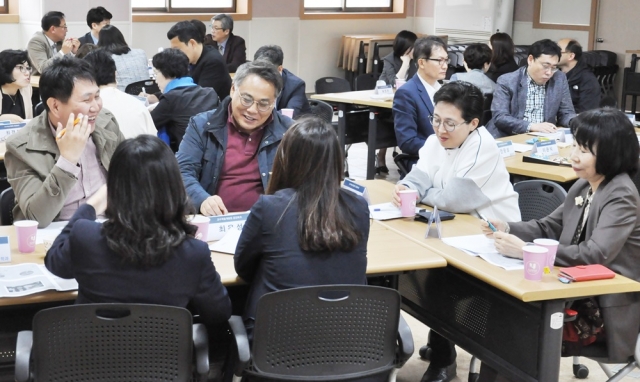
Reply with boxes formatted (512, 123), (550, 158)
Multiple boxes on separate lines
(486, 59), (520, 83)
(45, 204), (232, 327)
(486, 66), (577, 138)
(151, 84), (219, 152)
(77, 32), (95, 46)
(392, 74), (435, 156)
(234, 188), (370, 327)
(565, 59), (601, 113)
(379, 52), (417, 86)
(509, 174), (640, 361)
(210, 33), (247, 73)
(190, 45), (232, 100)
(277, 68), (310, 119)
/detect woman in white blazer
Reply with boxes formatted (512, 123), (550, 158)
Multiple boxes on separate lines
(0, 50), (34, 122)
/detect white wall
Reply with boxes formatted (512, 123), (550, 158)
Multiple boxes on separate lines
(512, 21), (589, 47)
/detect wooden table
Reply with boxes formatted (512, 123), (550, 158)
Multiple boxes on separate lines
(497, 134), (577, 183)
(311, 90), (393, 179)
(30, 76), (39, 88)
(362, 179), (640, 382)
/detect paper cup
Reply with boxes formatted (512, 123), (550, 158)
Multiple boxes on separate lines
(395, 79), (407, 89)
(281, 108), (294, 118)
(399, 189), (418, 217)
(190, 215), (210, 242)
(533, 238), (559, 269)
(522, 245), (548, 281)
(14, 220), (38, 253)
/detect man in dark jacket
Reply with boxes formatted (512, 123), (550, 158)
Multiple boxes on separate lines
(77, 7), (111, 46)
(177, 61), (292, 216)
(167, 21), (232, 100)
(557, 38), (601, 113)
(150, 48), (219, 152)
(254, 45), (310, 119)
(208, 14), (247, 73)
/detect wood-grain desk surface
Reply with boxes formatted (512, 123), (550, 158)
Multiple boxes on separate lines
(311, 90), (393, 109)
(497, 134), (577, 183)
(362, 179), (640, 302)
(0, 218), (446, 307)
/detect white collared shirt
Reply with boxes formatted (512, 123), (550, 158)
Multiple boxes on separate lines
(44, 34), (64, 57)
(416, 72), (441, 103)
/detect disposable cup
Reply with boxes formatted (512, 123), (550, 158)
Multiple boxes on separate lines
(14, 220), (38, 253)
(399, 189), (418, 218)
(395, 79), (407, 89)
(522, 245), (548, 281)
(281, 108), (294, 118)
(190, 215), (210, 242)
(533, 238), (559, 269)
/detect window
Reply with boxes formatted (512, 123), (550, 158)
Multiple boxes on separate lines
(304, 0), (392, 12)
(132, 0), (234, 13)
(0, 0), (7, 14)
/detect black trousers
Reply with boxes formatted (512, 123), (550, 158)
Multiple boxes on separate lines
(428, 330), (457, 367)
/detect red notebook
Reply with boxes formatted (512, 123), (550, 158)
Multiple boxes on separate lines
(559, 264), (616, 282)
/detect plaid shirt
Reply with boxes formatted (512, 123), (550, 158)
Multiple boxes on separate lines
(523, 74), (546, 124)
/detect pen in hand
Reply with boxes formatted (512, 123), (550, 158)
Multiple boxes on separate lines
(479, 213), (497, 232)
(56, 117), (81, 141)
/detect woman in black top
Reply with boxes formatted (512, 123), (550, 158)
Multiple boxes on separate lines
(487, 32), (519, 83)
(0, 50), (33, 122)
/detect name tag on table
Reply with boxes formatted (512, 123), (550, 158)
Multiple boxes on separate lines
(374, 85), (393, 96)
(424, 206), (444, 239)
(0, 122), (26, 142)
(496, 141), (515, 158)
(0, 236), (10, 263)
(558, 128), (573, 144)
(342, 178), (371, 204)
(208, 212), (249, 241)
(530, 140), (559, 157)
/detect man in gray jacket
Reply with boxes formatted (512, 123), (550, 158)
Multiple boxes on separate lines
(486, 39), (576, 138)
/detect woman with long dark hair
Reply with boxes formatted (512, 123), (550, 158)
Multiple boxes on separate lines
(98, 25), (149, 91)
(486, 32), (519, 82)
(45, 135), (231, 327)
(234, 116), (370, 334)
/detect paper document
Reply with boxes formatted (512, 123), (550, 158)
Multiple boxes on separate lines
(36, 221), (67, 244)
(0, 263), (78, 297)
(368, 202), (420, 220)
(442, 235), (524, 270)
(209, 230), (242, 255)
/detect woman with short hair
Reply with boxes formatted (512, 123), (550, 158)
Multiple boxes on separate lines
(98, 25), (149, 92)
(0, 49), (33, 122)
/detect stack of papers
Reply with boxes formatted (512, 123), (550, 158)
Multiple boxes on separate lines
(442, 235), (524, 271)
(368, 202), (421, 220)
(0, 263), (77, 297)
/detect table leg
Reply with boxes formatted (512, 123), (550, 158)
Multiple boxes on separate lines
(337, 103), (347, 154)
(536, 300), (564, 381)
(366, 109), (378, 180)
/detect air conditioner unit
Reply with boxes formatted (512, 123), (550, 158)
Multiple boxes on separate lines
(435, 0), (514, 44)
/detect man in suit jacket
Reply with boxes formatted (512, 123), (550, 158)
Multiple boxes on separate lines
(27, 11), (80, 75)
(209, 13), (247, 73)
(77, 7), (112, 46)
(254, 45), (310, 119)
(486, 39), (576, 138)
(557, 38), (601, 113)
(168, 21), (232, 100)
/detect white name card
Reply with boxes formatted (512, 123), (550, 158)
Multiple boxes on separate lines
(530, 140), (559, 157)
(208, 212), (249, 241)
(0, 236), (10, 263)
(496, 141), (515, 158)
(0, 122), (26, 142)
(342, 178), (371, 204)
(559, 128), (573, 145)
(374, 85), (393, 96)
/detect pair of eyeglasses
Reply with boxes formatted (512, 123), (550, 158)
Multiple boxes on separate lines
(535, 59), (558, 74)
(429, 115), (469, 132)
(239, 93), (274, 112)
(212, 27), (225, 31)
(422, 57), (450, 67)
(16, 65), (33, 75)
(58, 24), (68, 30)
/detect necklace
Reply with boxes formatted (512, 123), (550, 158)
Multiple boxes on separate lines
(1, 88), (17, 105)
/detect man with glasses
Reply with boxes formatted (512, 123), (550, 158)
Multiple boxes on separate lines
(27, 11), (80, 76)
(557, 38), (601, 113)
(393, 82), (521, 382)
(208, 13), (247, 73)
(486, 39), (576, 138)
(78, 7), (112, 46)
(393, 36), (448, 170)
(177, 61), (292, 216)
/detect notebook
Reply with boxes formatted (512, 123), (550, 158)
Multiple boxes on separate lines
(558, 264), (616, 282)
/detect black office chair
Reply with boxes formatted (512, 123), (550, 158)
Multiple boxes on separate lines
(315, 77), (352, 94)
(481, 93), (493, 126)
(513, 180), (567, 221)
(124, 79), (160, 96)
(33, 102), (45, 117)
(15, 304), (210, 382)
(0, 187), (14, 226)
(571, 333), (640, 381)
(354, 73), (379, 91)
(308, 99), (334, 124)
(393, 153), (419, 179)
(232, 285), (413, 382)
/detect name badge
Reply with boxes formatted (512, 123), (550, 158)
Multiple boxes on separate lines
(0, 236), (10, 263)
(530, 140), (559, 157)
(0, 122), (26, 142)
(375, 85), (393, 96)
(496, 141), (515, 158)
(342, 178), (371, 204)
(208, 212), (249, 241)
(558, 128), (573, 145)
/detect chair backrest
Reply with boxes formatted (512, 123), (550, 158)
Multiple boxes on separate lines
(249, 285), (401, 380)
(0, 187), (14, 226)
(31, 304), (193, 382)
(124, 79), (160, 96)
(315, 77), (351, 94)
(354, 73), (379, 91)
(308, 99), (334, 124)
(514, 180), (567, 221)
(34, 102), (45, 117)
(481, 93), (493, 126)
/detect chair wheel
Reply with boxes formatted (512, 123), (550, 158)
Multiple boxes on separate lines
(468, 373), (479, 382)
(419, 345), (432, 360)
(573, 364), (589, 379)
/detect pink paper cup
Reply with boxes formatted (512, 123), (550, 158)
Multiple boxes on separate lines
(190, 215), (210, 242)
(14, 220), (38, 253)
(399, 189), (418, 217)
(522, 245), (548, 281)
(533, 238), (559, 269)
(281, 108), (294, 118)
(395, 79), (407, 89)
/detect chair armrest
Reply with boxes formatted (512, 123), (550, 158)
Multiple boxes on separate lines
(396, 314), (414, 367)
(15, 331), (33, 382)
(228, 315), (251, 377)
(192, 323), (209, 376)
